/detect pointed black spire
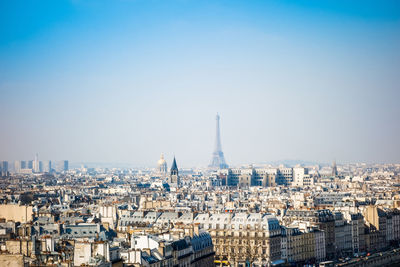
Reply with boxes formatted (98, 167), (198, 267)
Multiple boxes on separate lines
(171, 156), (178, 171)
(170, 156), (179, 185)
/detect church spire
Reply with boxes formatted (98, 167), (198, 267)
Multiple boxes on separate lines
(171, 156), (178, 173)
(169, 156), (179, 186)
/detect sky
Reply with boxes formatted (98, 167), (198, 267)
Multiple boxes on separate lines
(0, 0), (399, 167)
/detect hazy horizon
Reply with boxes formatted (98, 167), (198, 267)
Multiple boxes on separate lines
(1, 1), (399, 167)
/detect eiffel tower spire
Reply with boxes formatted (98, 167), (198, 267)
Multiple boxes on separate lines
(209, 113), (228, 169)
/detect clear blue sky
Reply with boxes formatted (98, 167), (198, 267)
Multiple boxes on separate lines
(1, 0), (399, 167)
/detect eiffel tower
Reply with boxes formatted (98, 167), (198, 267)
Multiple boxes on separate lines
(209, 113), (228, 169)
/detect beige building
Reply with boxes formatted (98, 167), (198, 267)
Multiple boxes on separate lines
(281, 226), (326, 264)
(282, 227), (315, 263)
(284, 209), (336, 259)
(0, 205), (33, 223)
(73, 241), (110, 266)
(363, 205), (387, 251)
(208, 213), (281, 266)
(0, 254), (24, 267)
(5, 239), (37, 257)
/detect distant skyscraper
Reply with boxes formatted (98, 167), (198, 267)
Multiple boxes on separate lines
(27, 160), (33, 170)
(14, 161), (21, 173)
(332, 160), (338, 176)
(0, 161), (8, 176)
(42, 160), (52, 173)
(209, 113), (228, 169)
(63, 160), (69, 171)
(157, 153), (168, 174)
(33, 153), (40, 172)
(20, 160), (26, 169)
(56, 160), (69, 172)
(169, 156), (179, 185)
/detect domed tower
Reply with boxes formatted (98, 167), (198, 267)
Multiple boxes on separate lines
(157, 153), (168, 174)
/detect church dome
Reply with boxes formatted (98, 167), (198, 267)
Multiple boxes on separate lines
(157, 153), (168, 173)
(158, 154), (166, 165)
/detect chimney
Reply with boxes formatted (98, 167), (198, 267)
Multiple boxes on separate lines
(142, 248), (151, 255)
(157, 242), (165, 256)
(194, 224), (199, 236)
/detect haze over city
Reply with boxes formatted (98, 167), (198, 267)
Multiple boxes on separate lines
(3, 2), (400, 267)
(1, 0), (399, 167)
